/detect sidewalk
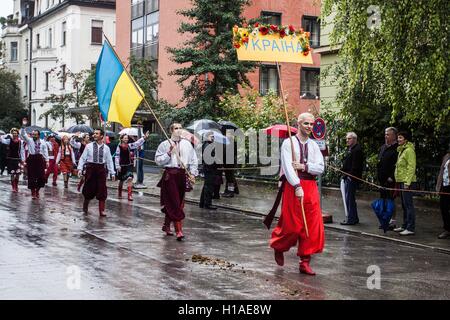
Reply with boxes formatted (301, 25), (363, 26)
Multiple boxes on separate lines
(108, 169), (450, 254)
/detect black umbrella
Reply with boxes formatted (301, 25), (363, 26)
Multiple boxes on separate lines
(186, 119), (221, 132)
(218, 120), (239, 131)
(66, 124), (94, 133)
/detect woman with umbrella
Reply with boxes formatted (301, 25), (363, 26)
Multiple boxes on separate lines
(56, 135), (77, 188)
(0, 128), (25, 192)
(115, 130), (150, 201)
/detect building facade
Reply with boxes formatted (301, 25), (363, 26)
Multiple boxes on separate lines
(1, 0), (116, 131)
(115, 0), (322, 118)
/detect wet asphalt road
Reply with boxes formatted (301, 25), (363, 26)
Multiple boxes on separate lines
(0, 178), (449, 300)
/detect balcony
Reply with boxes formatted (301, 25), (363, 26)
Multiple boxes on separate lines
(32, 46), (57, 59)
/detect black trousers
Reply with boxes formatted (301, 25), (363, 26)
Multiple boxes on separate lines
(200, 168), (217, 207)
(440, 186), (450, 231)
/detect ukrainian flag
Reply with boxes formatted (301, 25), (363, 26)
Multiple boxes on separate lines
(96, 41), (144, 127)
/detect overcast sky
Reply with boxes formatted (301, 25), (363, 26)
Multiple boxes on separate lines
(0, 0), (14, 18)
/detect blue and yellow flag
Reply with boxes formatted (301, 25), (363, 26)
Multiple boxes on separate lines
(95, 41), (144, 127)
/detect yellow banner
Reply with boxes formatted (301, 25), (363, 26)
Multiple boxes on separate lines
(234, 29), (313, 64)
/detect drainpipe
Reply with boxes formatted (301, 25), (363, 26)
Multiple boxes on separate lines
(28, 25), (33, 122)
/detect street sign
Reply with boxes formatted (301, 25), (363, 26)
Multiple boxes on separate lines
(312, 117), (326, 140)
(311, 138), (329, 157)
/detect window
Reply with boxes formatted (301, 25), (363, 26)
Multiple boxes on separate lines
(33, 68), (37, 92)
(132, 17), (144, 47)
(44, 72), (49, 91)
(300, 68), (320, 99)
(261, 11), (282, 25)
(48, 28), (53, 48)
(259, 65), (279, 95)
(36, 33), (40, 48)
(24, 75), (28, 96)
(61, 21), (66, 46)
(146, 0), (159, 14)
(10, 42), (18, 62)
(61, 64), (66, 89)
(131, 0), (144, 19)
(91, 20), (103, 44)
(25, 39), (29, 60)
(146, 11), (159, 43)
(302, 16), (320, 48)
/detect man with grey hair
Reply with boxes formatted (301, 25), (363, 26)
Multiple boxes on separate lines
(340, 132), (364, 225)
(377, 127), (399, 229)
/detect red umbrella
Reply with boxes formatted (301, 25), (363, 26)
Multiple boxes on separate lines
(263, 124), (297, 138)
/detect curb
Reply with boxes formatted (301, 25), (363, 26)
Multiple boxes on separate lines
(116, 182), (450, 255)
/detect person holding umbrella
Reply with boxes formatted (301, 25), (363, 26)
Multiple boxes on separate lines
(115, 130), (149, 201)
(0, 128), (25, 192)
(268, 112), (325, 275)
(199, 131), (218, 210)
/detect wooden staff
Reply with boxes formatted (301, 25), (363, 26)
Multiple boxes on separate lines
(102, 34), (194, 183)
(276, 61), (309, 238)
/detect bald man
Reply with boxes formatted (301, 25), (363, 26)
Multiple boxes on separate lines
(269, 113), (325, 275)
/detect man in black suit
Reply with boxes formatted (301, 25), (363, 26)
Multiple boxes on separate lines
(341, 132), (364, 225)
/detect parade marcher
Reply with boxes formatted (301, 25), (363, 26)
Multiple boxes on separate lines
(45, 134), (60, 186)
(0, 128), (25, 192)
(70, 132), (90, 192)
(340, 132), (364, 225)
(77, 129), (115, 217)
(56, 135), (77, 188)
(115, 131), (149, 201)
(155, 123), (198, 240)
(199, 131), (218, 210)
(20, 127), (49, 199)
(0, 139), (7, 176)
(436, 148), (450, 239)
(267, 113), (325, 275)
(377, 127), (398, 229)
(393, 131), (417, 236)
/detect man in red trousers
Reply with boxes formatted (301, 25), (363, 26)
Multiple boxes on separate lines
(269, 112), (325, 275)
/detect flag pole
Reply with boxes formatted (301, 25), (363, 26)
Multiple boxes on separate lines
(276, 61), (309, 238)
(101, 33), (194, 180)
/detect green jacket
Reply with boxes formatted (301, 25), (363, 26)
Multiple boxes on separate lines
(394, 142), (417, 185)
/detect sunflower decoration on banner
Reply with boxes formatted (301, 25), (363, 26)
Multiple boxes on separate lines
(232, 23), (311, 56)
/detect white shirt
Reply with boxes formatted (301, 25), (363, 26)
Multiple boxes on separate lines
(20, 128), (49, 161)
(155, 138), (198, 176)
(77, 142), (115, 176)
(0, 135), (25, 161)
(56, 145), (77, 165)
(444, 159), (450, 187)
(280, 136), (324, 187)
(114, 137), (145, 167)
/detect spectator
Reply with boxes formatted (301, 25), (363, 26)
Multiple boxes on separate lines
(377, 127), (399, 229)
(199, 131), (218, 210)
(393, 131), (417, 236)
(436, 147), (450, 239)
(340, 132), (364, 225)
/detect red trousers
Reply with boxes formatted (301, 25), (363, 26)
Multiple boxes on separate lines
(45, 159), (58, 183)
(270, 180), (325, 257)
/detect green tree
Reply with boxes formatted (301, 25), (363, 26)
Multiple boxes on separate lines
(0, 67), (27, 130)
(41, 66), (93, 125)
(320, 0), (450, 189)
(167, 0), (256, 122)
